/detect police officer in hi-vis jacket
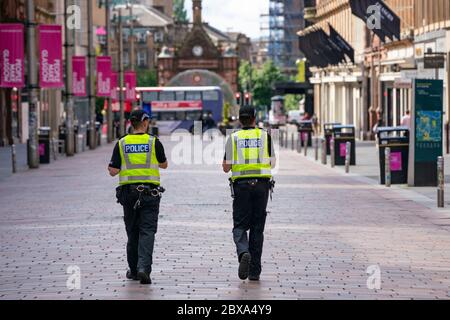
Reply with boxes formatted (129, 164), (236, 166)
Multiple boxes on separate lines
(223, 106), (276, 281)
(108, 110), (168, 285)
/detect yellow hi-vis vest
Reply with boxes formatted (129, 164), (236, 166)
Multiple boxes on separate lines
(231, 128), (272, 182)
(118, 134), (160, 186)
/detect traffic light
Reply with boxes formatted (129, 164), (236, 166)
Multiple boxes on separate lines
(235, 92), (242, 106)
(244, 92), (251, 106)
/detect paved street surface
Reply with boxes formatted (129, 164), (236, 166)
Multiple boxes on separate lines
(2, 134), (450, 300)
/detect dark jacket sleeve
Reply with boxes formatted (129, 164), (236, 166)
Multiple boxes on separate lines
(109, 142), (121, 169)
(155, 138), (167, 164)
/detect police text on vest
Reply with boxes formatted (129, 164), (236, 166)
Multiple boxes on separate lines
(124, 144), (150, 154)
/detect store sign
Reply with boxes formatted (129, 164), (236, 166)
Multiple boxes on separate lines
(409, 79), (444, 186)
(424, 53), (445, 69)
(0, 24), (25, 88)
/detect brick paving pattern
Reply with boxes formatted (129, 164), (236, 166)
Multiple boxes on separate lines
(1, 135), (450, 300)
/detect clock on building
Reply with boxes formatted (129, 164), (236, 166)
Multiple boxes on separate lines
(192, 45), (203, 57)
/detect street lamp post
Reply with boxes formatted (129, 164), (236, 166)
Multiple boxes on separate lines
(106, 0), (114, 143)
(87, 0), (97, 150)
(64, 0), (75, 156)
(26, 0), (40, 169)
(118, 8), (125, 137)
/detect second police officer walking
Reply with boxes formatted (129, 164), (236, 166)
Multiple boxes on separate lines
(108, 110), (168, 285)
(223, 106), (276, 281)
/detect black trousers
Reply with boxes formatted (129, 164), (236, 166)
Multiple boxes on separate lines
(117, 186), (160, 275)
(232, 179), (270, 277)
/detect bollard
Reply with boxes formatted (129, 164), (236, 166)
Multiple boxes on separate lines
(297, 132), (302, 154)
(303, 133), (308, 157)
(345, 142), (351, 173)
(11, 144), (17, 174)
(280, 130), (284, 148)
(284, 130), (288, 149)
(291, 133), (295, 151)
(385, 147), (391, 187)
(330, 137), (335, 168)
(52, 139), (58, 161)
(314, 137), (319, 161)
(438, 156), (445, 208)
(321, 138), (327, 165)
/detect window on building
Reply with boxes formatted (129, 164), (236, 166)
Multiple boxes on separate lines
(154, 31), (164, 43)
(137, 50), (147, 67)
(123, 52), (130, 67)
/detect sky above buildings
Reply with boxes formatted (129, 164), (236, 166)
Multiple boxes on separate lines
(185, 0), (269, 39)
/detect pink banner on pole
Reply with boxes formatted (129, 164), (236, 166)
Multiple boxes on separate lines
(124, 71), (136, 102)
(0, 24), (25, 88)
(72, 56), (86, 97)
(39, 25), (63, 88)
(96, 56), (112, 97)
(111, 72), (119, 102)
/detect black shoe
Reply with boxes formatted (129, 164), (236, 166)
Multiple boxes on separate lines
(248, 274), (260, 281)
(126, 270), (138, 281)
(238, 253), (251, 280)
(137, 270), (152, 285)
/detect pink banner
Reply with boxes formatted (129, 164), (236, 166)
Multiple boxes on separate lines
(72, 56), (86, 97)
(111, 72), (119, 102)
(124, 71), (136, 102)
(0, 24), (25, 88)
(96, 56), (112, 97)
(39, 25), (63, 88)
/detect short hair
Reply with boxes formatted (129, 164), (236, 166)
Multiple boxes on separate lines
(239, 116), (255, 127)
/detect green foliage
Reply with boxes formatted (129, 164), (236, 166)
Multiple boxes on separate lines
(137, 68), (158, 87)
(251, 60), (286, 109)
(238, 61), (255, 92)
(173, 0), (189, 23)
(284, 94), (304, 111)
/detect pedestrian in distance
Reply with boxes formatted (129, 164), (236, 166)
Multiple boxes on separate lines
(222, 106), (276, 281)
(108, 110), (168, 285)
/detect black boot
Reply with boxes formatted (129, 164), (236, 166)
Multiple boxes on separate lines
(238, 253), (251, 280)
(126, 270), (138, 281)
(137, 270), (152, 285)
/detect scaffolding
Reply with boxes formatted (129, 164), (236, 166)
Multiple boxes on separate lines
(260, 0), (304, 73)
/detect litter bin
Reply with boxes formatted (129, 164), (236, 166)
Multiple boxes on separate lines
(58, 125), (67, 154)
(324, 123), (341, 155)
(377, 127), (409, 184)
(38, 127), (51, 164)
(332, 125), (356, 166)
(298, 120), (313, 147)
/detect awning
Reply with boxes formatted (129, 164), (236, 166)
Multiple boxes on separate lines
(328, 24), (355, 63)
(298, 27), (347, 68)
(349, 0), (401, 42)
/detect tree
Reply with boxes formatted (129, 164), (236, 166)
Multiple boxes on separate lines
(173, 0), (188, 23)
(284, 94), (304, 111)
(238, 60), (255, 92)
(137, 68), (158, 87)
(252, 60), (286, 109)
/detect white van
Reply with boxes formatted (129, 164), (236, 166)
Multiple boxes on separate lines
(287, 110), (304, 124)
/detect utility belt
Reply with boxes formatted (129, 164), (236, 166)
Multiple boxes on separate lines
(229, 178), (275, 200)
(116, 184), (166, 210)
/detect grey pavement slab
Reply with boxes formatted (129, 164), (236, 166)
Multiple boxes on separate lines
(1, 134), (450, 299)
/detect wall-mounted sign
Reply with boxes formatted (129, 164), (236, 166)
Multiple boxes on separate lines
(424, 52), (446, 69)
